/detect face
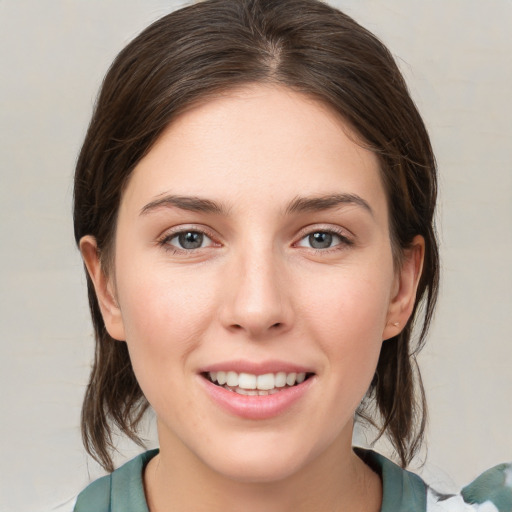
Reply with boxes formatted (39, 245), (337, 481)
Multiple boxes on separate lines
(83, 85), (421, 484)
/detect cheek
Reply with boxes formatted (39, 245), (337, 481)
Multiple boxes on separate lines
(115, 270), (215, 419)
(302, 267), (393, 341)
(115, 261), (216, 374)
(298, 263), (393, 389)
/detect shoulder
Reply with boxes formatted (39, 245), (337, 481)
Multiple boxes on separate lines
(426, 462), (512, 512)
(356, 448), (428, 512)
(74, 473), (111, 512)
(73, 449), (159, 512)
(356, 448), (512, 512)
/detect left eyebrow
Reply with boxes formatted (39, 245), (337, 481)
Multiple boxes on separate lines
(285, 193), (374, 217)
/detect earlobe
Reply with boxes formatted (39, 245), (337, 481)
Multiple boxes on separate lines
(382, 235), (425, 341)
(79, 235), (126, 341)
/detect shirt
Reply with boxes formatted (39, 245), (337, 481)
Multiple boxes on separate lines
(73, 449), (512, 511)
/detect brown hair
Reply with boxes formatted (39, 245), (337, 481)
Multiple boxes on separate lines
(74, 0), (439, 472)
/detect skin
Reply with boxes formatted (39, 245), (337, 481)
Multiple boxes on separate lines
(81, 85), (424, 512)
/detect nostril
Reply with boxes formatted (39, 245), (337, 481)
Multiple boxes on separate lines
(229, 322), (282, 332)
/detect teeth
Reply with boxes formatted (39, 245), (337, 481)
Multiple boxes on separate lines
(275, 372), (287, 388)
(257, 373), (275, 390)
(285, 372), (297, 386)
(238, 373), (257, 389)
(226, 371), (238, 387)
(207, 370), (309, 391)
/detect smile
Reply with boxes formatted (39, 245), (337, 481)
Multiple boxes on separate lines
(200, 368), (315, 420)
(205, 371), (310, 396)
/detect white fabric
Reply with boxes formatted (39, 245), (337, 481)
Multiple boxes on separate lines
(426, 489), (499, 512)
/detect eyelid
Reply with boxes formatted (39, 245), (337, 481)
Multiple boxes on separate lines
(155, 223), (353, 253)
(293, 225), (354, 250)
(156, 224), (221, 251)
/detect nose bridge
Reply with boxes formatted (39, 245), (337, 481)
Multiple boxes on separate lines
(222, 239), (291, 337)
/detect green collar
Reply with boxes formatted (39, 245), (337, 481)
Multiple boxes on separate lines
(75, 448), (427, 512)
(355, 448), (427, 512)
(75, 449), (157, 512)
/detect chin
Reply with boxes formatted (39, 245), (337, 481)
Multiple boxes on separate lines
(193, 431), (322, 485)
(209, 452), (307, 484)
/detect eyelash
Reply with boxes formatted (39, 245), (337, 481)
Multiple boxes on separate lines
(157, 226), (353, 254)
(157, 226), (219, 255)
(294, 226), (353, 253)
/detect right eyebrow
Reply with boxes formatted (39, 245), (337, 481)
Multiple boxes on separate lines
(139, 194), (228, 216)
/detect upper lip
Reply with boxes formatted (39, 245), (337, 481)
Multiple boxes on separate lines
(198, 360), (314, 375)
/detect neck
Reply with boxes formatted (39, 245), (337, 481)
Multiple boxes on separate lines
(144, 426), (382, 512)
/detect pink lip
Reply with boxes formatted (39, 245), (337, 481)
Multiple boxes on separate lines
(198, 373), (315, 421)
(199, 359), (312, 375)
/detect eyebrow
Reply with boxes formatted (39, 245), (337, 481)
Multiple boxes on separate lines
(285, 193), (373, 217)
(140, 195), (228, 216)
(140, 192), (373, 217)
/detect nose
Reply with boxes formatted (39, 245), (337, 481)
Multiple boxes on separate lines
(219, 248), (293, 339)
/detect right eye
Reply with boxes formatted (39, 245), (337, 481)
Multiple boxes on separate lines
(164, 230), (214, 250)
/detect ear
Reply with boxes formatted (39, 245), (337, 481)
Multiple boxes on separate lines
(79, 235), (126, 341)
(382, 235), (425, 341)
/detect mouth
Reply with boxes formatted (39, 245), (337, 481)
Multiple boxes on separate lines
(203, 371), (314, 396)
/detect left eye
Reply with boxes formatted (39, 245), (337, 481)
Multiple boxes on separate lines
(167, 231), (213, 250)
(297, 231), (345, 250)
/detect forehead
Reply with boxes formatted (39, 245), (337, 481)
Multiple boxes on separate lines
(121, 85), (387, 221)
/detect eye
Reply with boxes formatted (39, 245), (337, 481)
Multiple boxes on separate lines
(296, 230), (349, 250)
(165, 230), (214, 250)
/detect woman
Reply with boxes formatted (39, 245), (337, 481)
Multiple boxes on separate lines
(72, 0), (511, 510)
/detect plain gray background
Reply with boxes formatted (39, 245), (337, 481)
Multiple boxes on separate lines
(0, 1), (511, 510)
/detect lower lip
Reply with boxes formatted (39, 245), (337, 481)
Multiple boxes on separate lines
(200, 376), (314, 420)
